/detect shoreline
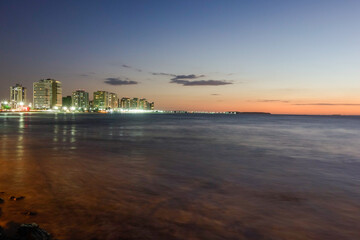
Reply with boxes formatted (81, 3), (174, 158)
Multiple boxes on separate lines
(0, 112), (353, 116)
(0, 194), (54, 240)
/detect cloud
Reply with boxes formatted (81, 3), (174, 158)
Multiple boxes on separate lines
(256, 99), (290, 103)
(249, 100), (360, 106)
(293, 103), (360, 106)
(171, 79), (232, 86)
(152, 72), (233, 86)
(104, 77), (138, 86)
(170, 74), (232, 86)
(171, 74), (205, 80)
(79, 72), (96, 77)
(211, 94), (220, 96)
(122, 64), (142, 72)
(152, 72), (176, 77)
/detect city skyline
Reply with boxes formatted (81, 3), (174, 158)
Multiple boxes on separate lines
(2, 79), (155, 111)
(1, 1), (360, 114)
(2, 78), (156, 112)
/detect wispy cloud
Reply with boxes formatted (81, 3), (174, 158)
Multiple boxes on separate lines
(171, 79), (232, 86)
(171, 74), (205, 80)
(79, 72), (96, 77)
(122, 64), (142, 72)
(152, 72), (234, 86)
(165, 74), (232, 86)
(152, 72), (176, 77)
(104, 77), (138, 86)
(256, 99), (290, 103)
(293, 103), (360, 106)
(250, 100), (360, 106)
(211, 93), (220, 96)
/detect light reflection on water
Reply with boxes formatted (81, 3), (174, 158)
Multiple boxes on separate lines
(0, 113), (359, 240)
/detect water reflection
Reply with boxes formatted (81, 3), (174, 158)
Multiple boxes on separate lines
(53, 124), (59, 143)
(0, 113), (359, 240)
(16, 114), (24, 160)
(70, 124), (76, 146)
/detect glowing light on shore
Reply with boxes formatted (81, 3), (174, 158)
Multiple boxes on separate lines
(114, 108), (162, 113)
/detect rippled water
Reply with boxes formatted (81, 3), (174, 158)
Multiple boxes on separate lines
(0, 113), (359, 240)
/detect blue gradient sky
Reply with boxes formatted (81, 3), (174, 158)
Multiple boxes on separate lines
(1, 0), (360, 113)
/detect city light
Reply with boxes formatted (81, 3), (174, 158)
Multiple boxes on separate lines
(3, 80), (156, 113)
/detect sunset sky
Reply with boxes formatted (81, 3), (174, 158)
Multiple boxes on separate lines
(1, 0), (360, 114)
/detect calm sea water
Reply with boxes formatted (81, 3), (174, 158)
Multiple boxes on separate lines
(0, 113), (359, 240)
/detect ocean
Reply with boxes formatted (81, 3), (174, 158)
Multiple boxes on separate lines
(0, 113), (359, 240)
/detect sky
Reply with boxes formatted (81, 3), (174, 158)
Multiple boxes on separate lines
(1, 0), (360, 114)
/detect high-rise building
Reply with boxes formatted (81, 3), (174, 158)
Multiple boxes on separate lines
(55, 81), (62, 107)
(108, 92), (118, 109)
(72, 90), (89, 109)
(145, 101), (151, 110)
(131, 98), (139, 109)
(139, 98), (147, 110)
(33, 79), (62, 109)
(150, 102), (154, 110)
(10, 84), (26, 108)
(119, 97), (131, 109)
(62, 96), (72, 108)
(93, 91), (109, 109)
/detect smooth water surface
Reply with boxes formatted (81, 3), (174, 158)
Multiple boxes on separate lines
(0, 113), (359, 240)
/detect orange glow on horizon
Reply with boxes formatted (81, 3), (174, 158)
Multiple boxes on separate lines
(157, 99), (360, 115)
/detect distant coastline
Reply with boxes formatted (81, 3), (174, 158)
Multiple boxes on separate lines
(0, 110), (272, 115)
(225, 111), (271, 115)
(1, 111), (358, 116)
